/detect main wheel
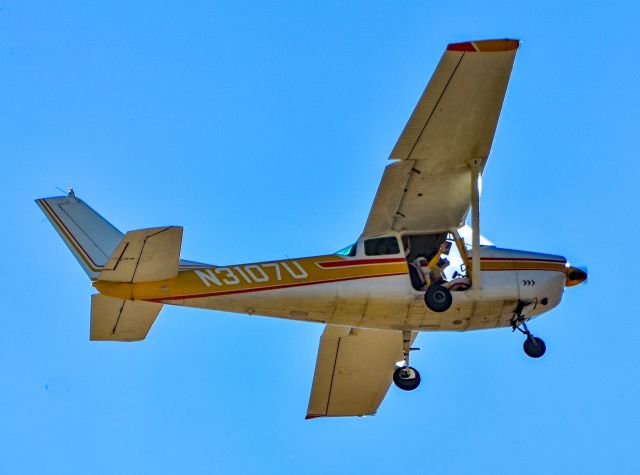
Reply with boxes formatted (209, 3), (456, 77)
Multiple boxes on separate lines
(523, 336), (546, 358)
(393, 367), (421, 391)
(424, 284), (452, 312)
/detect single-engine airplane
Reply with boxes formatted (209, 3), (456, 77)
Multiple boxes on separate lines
(37, 39), (587, 418)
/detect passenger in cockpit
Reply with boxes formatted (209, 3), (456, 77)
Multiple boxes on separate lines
(409, 255), (428, 290)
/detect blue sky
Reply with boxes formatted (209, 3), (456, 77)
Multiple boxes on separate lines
(2, 1), (639, 473)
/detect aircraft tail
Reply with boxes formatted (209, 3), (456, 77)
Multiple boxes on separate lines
(37, 192), (186, 282)
(90, 226), (181, 341)
(37, 192), (186, 341)
(36, 192), (124, 280)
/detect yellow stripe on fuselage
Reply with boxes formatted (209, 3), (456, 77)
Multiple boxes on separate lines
(93, 256), (409, 302)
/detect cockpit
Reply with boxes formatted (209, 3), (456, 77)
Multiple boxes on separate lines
(402, 232), (471, 291)
(336, 229), (476, 292)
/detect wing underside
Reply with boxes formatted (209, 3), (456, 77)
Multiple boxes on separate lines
(363, 39), (519, 237)
(306, 325), (415, 418)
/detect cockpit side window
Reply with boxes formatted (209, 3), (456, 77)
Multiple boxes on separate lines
(364, 237), (400, 256)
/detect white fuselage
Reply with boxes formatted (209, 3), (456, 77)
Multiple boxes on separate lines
(166, 247), (567, 332)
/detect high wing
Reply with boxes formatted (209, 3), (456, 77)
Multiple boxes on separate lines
(362, 39), (519, 237)
(306, 325), (416, 418)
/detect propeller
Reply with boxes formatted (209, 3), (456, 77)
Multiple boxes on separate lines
(565, 265), (588, 287)
(576, 265), (589, 285)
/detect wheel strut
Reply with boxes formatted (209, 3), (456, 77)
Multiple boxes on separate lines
(511, 318), (533, 338)
(511, 301), (533, 337)
(394, 331), (422, 391)
(511, 302), (546, 359)
(400, 331), (421, 369)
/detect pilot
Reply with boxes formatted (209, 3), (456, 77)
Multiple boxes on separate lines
(425, 241), (452, 286)
(429, 257), (450, 285)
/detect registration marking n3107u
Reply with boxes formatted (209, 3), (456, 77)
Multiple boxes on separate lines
(194, 261), (309, 287)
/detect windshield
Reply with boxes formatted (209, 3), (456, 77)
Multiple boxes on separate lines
(335, 243), (357, 256)
(458, 225), (493, 248)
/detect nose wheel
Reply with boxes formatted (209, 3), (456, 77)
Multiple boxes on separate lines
(393, 330), (421, 391)
(523, 335), (546, 358)
(511, 305), (546, 359)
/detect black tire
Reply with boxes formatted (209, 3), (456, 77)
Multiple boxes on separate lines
(424, 284), (453, 312)
(523, 336), (546, 358)
(393, 367), (421, 391)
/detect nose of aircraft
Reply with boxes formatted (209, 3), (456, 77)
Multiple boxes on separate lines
(565, 266), (588, 287)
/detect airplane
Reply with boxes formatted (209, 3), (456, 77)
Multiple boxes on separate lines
(36, 38), (587, 419)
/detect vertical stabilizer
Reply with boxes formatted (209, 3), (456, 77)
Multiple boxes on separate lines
(36, 193), (124, 279)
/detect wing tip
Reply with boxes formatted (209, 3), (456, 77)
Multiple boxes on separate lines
(305, 412), (378, 419)
(447, 39), (520, 52)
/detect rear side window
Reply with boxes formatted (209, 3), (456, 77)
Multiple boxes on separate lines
(364, 237), (400, 256)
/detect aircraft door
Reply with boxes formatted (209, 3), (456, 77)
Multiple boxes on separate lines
(402, 233), (471, 292)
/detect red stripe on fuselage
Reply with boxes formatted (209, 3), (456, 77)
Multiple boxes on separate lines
(317, 258), (407, 268)
(145, 271), (408, 303)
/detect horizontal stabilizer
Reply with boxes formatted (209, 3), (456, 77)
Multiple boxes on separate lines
(91, 294), (162, 341)
(98, 227), (183, 283)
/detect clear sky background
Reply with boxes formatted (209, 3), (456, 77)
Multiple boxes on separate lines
(2, 1), (638, 473)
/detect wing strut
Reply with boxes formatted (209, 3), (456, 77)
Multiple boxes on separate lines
(468, 158), (483, 289)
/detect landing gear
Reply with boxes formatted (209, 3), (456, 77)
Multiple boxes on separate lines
(393, 331), (421, 391)
(424, 284), (452, 312)
(523, 336), (546, 358)
(511, 304), (546, 359)
(393, 366), (421, 391)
